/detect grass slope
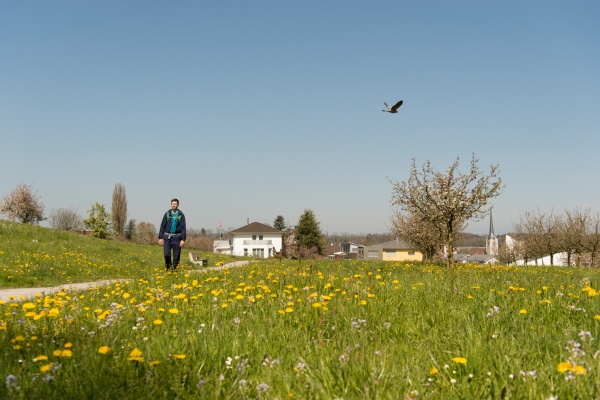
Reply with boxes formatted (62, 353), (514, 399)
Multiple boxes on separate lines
(0, 221), (240, 288)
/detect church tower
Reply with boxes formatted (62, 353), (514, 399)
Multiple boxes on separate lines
(486, 210), (498, 255)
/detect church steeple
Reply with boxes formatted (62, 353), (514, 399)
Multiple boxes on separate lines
(488, 209), (495, 239)
(486, 210), (498, 255)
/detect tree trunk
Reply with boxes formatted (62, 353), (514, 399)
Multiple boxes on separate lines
(447, 219), (454, 268)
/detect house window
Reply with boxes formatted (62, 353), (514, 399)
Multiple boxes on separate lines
(386, 250), (396, 257)
(368, 250), (378, 258)
(244, 248), (248, 256)
(408, 251), (415, 256)
(268, 248), (272, 257)
(259, 235), (263, 240)
(252, 248), (265, 258)
(252, 235), (257, 240)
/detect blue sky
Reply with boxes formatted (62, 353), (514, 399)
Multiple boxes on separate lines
(1, 1), (599, 235)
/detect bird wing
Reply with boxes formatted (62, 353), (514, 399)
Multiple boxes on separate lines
(391, 100), (403, 112)
(383, 102), (391, 111)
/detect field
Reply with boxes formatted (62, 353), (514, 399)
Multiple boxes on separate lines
(1, 222), (600, 399)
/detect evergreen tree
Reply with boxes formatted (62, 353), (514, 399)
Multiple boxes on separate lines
(124, 219), (137, 241)
(295, 209), (324, 254)
(84, 202), (112, 239)
(273, 215), (286, 231)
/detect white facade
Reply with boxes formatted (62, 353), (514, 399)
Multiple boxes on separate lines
(505, 235), (570, 266)
(230, 233), (283, 258)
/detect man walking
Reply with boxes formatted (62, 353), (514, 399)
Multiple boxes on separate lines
(158, 199), (186, 271)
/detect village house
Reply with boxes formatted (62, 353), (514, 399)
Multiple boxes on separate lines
(358, 239), (422, 262)
(228, 222), (283, 258)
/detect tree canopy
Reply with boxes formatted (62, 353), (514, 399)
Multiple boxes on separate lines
(390, 154), (503, 267)
(295, 209), (324, 255)
(0, 182), (45, 224)
(84, 203), (112, 239)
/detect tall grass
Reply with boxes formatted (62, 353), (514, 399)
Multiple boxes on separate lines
(1, 222), (600, 398)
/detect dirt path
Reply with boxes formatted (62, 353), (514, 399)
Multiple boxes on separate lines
(0, 260), (251, 302)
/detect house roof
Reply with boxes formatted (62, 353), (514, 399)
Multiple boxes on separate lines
(229, 222), (283, 234)
(364, 239), (413, 250)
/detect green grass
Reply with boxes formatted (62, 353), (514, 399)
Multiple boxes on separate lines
(0, 221), (240, 288)
(1, 222), (600, 398)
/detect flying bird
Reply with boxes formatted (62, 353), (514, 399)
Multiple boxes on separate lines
(382, 100), (403, 113)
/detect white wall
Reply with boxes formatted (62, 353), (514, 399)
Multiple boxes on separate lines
(230, 233), (283, 258)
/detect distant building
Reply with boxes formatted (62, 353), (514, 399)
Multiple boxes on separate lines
(341, 242), (364, 254)
(358, 239), (422, 262)
(228, 222), (283, 258)
(486, 211), (498, 256)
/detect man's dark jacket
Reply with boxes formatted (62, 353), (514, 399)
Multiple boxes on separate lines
(158, 210), (187, 241)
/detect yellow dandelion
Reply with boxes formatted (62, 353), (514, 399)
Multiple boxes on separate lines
(519, 309), (527, 314)
(129, 348), (143, 357)
(429, 367), (438, 375)
(48, 308), (59, 317)
(33, 355), (48, 362)
(168, 308), (179, 314)
(452, 357), (467, 365)
(22, 303), (36, 309)
(98, 346), (110, 354)
(312, 303), (322, 308)
(557, 361), (573, 373)
(149, 361), (160, 367)
(61, 350), (72, 357)
(173, 354), (186, 360)
(40, 363), (54, 373)
(595, 315), (600, 321)
(285, 307), (294, 313)
(360, 300), (367, 305)
(153, 319), (163, 325)
(64, 343), (72, 348)
(572, 365), (586, 375)
(221, 303), (228, 308)
(53, 350), (62, 356)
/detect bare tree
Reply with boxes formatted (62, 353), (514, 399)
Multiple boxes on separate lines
(560, 207), (590, 266)
(514, 209), (564, 265)
(389, 210), (449, 262)
(49, 207), (84, 231)
(0, 182), (46, 224)
(136, 222), (157, 244)
(390, 154), (503, 268)
(584, 212), (600, 268)
(111, 183), (128, 237)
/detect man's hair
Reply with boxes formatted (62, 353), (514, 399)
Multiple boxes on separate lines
(171, 198), (179, 205)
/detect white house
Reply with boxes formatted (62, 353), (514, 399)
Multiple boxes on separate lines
(229, 222), (283, 258)
(503, 234), (570, 266)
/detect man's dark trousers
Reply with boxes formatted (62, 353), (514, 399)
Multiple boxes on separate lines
(163, 234), (181, 269)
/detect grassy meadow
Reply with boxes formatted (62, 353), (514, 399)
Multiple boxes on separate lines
(0, 221), (239, 288)
(1, 222), (600, 398)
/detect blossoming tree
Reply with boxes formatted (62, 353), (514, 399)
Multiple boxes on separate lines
(390, 154), (503, 268)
